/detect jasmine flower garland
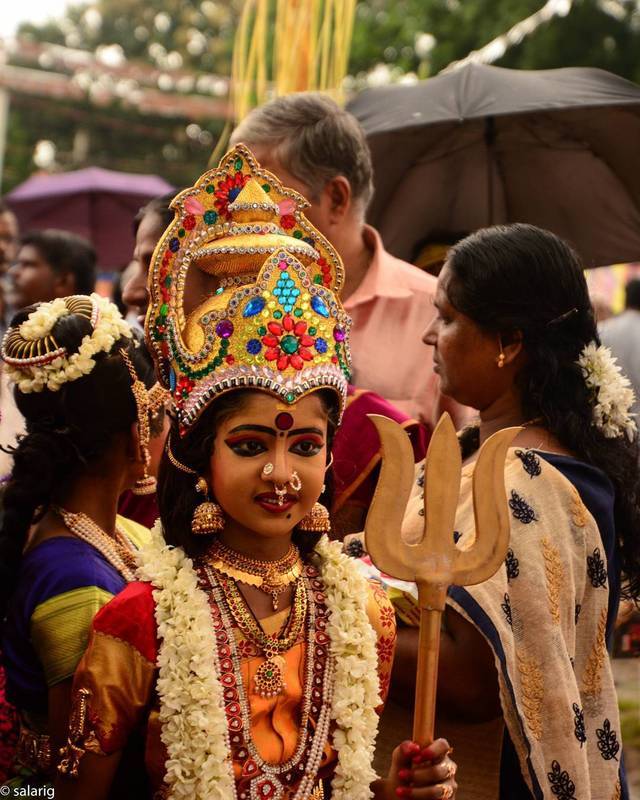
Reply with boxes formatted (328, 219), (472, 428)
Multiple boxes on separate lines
(137, 523), (381, 800)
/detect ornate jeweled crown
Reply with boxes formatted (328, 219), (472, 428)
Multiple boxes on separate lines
(146, 144), (352, 432)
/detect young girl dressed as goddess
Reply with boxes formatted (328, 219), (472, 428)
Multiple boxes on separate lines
(55, 145), (457, 800)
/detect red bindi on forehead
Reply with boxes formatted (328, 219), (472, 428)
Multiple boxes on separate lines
(275, 412), (294, 431)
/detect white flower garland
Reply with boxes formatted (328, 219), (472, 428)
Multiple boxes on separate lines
(577, 342), (637, 441)
(313, 536), (380, 800)
(137, 523), (380, 800)
(137, 522), (235, 799)
(5, 293), (132, 393)
(19, 297), (69, 340)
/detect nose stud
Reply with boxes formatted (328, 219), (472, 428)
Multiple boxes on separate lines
(262, 462), (274, 477)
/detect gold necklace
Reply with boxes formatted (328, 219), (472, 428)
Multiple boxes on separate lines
(206, 538), (302, 610)
(216, 572), (308, 698)
(54, 506), (137, 581)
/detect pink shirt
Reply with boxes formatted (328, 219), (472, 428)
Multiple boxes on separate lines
(344, 226), (442, 426)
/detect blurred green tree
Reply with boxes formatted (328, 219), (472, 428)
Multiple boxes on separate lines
(6, 0), (640, 195)
(349, 0), (640, 82)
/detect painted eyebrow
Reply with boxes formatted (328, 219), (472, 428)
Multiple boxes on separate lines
(227, 424), (276, 436)
(226, 425), (324, 437)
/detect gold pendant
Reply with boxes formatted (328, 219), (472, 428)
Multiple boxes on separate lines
(266, 583), (284, 611)
(254, 655), (286, 698)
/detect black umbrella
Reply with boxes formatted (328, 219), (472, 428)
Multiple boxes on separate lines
(347, 64), (640, 268)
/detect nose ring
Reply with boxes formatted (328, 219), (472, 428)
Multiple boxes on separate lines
(289, 471), (302, 493)
(262, 462), (274, 477)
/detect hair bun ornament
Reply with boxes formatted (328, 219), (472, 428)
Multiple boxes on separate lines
(577, 342), (637, 441)
(145, 143), (352, 434)
(1, 294), (132, 394)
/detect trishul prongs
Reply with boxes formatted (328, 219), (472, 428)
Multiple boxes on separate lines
(364, 412), (521, 745)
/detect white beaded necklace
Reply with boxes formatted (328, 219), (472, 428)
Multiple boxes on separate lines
(54, 506), (137, 581)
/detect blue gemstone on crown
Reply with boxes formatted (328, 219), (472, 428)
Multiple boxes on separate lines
(311, 296), (330, 318)
(243, 297), (266, 317)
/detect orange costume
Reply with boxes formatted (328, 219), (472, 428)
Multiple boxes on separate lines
(67, 575), (395, 798)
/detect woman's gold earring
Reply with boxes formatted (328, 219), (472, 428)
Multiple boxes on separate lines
(298, 502), (331, 533)
(192, 477), (225, 534)
(132, 447), (157, 495)
(497, 351), (506, 368)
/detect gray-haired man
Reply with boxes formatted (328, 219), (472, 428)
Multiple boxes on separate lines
(231, 93), (467, 429)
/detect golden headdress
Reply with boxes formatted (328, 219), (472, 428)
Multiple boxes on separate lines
(145, 144), (352, 433)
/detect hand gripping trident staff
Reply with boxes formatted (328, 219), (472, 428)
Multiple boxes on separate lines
(365, 413), (520, 746)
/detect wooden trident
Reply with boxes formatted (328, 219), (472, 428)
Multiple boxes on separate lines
(365, 413), (520, 745)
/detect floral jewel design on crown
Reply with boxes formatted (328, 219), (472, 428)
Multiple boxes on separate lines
(145, 143), (352, 433)
(2, 294), (132, 394)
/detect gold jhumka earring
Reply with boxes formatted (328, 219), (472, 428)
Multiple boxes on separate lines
(120, 349), (163, 496)
(298, 503), (331, 533)
(299, 456), (332, 533)
(165, 437), (225, 534)
(192, 476), (225, 534)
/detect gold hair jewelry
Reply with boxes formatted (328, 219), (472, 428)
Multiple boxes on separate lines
(120, 349), (156, 496)
(298, 502), (331, 534)
(148, 383), (170, 415)
(165, 437), (197, 474)
(206, 538), (302, 610)
(192, 476), (225, 534)
(2, 295), (95, 370)
(262, 462), (274, 477)
(3, 294), (131, 394)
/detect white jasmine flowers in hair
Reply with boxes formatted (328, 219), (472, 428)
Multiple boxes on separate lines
(577, 342), (637, 440)
(19, 297), (69, 340)
(5, 294), (132, 393)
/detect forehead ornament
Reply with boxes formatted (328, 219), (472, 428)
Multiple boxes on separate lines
(275, 412), (294, 431)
